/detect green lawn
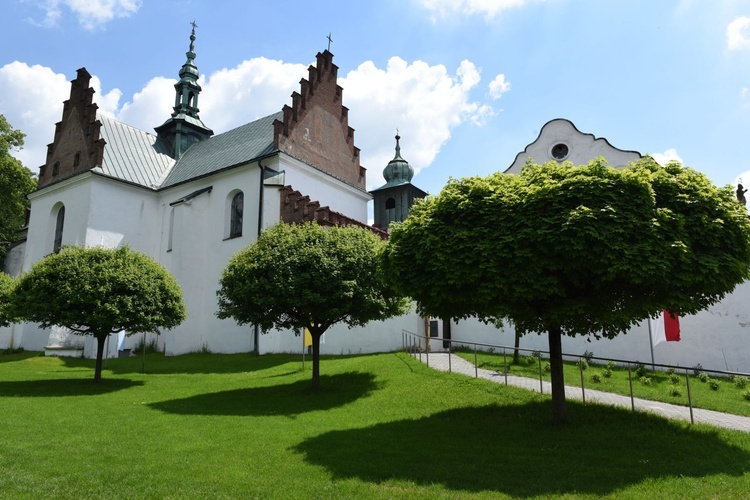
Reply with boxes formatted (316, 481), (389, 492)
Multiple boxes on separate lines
(455, 349), (750, 417)
(1, 350), (750, 498)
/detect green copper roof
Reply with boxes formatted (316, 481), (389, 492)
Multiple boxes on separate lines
(371, 134), (415, 191)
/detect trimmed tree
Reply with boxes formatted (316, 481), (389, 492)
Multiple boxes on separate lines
(381, 157), (750, 424)
(0, 272), (16, 327)
(0, 115), (37, 262)
(217, 222), (409, 389)
(11, 246), (186, 381)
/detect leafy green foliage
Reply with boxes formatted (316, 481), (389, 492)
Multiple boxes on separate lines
(217, 222), (409, 387)
(11, 246), (185, 381)
(0, 272), (16, 327)
(383, 157), (750, 424)
(0, 115), (37, 261)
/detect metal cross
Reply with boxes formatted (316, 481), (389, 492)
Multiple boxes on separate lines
(190, 20), (198, 33)
(327, 32), (333, 51)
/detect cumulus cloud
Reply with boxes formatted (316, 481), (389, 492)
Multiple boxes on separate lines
(28, 0), (140, 30)
(340, 57), (489, 186)
(651, 148), (683, 166)
(488, 74), (510, 99)
(2, 55), (494, 187)
(727, 16), (750, 51)
(419, 0), (533, 20)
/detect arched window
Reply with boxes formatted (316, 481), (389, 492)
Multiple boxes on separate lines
(230, 192), (243, 238)
(385, 197), (396, 210)
(53, 206), (65, 253)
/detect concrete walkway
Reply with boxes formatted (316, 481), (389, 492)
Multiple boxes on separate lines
(414, 351), (750, 432)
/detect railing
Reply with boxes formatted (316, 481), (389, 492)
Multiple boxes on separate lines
(402, 330), (750, 425)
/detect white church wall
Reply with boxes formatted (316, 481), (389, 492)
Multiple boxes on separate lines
(279, 153), (371, 222)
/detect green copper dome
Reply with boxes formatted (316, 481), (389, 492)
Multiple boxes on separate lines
(381, 134), (414, 188)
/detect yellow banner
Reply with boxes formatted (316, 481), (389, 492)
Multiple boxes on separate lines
(304, 328), (312, 347)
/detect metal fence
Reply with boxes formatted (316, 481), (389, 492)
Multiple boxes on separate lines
(401, 329), (750, 425)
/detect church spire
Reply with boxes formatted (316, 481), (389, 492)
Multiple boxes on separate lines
(382, 133), (414, 187)
(155, 21), (213, 159)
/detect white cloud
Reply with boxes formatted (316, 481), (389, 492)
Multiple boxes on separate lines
(419, 0), (533, 20)
(28, 0), (140, 30)
(340, 57), (488, 186)
(651, 148), (683, 166)
(488, 73), (510, 99)
(727, 16), (750, 51)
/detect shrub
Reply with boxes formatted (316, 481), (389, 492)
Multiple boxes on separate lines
(667, 367), (676, 375)
(543, 362), (551, 373)
(526, 355), (538, 366)
(2, 347), (25, 355)
(743, 390), (750, 401)
(698, 372), (709, 383)
(709, 380), (720, 391)
(603, 368), (612, 379)
(634, 363), (647, 378)
(668, 385), (682, 397)
(606, 361), (616, 371)
(577, 358), (589, 371)
(735, 377), (749, 389)
(590, 373), (602, 384)
(640, 376), (652, 386)
(583, 350), (594, 363)
(132, 336), (160, 354)
(669, 373), (681, 385)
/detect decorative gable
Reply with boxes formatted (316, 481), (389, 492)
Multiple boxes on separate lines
(38, 68), (106, 189)
(273, 51), (366, 190)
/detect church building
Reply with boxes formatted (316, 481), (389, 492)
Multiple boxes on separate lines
(1, 28), (423, 357)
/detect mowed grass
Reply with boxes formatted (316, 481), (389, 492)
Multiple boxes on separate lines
(1, 350), (750, 499)
(456, 349), (750, 417)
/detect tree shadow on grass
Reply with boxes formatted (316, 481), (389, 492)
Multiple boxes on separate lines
(150, 372), (378, 417)
(61, 352), (298, 375)
(294, 402), (750, 497)
(0, 378), (143, 397)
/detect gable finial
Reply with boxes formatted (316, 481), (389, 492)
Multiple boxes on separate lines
(326, 32), (333, 52)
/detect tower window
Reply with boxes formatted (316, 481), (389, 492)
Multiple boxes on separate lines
(385, 197), (396, 210)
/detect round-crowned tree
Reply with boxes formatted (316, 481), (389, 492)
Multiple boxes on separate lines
(11, 246), (186, 381)
(217, 222), (409, 389)
(381, 157), (750, 424)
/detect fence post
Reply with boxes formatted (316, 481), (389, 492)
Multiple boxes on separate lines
(628, 363), (635, 412)
(503, 348), (508, 385)
(685, 368), (694, 425)
(538, 355), (543, 394)
(474, 346), (478, 378)
(448, 344), (452, 373)
(425, 334), (430, 368)
(579, 357), (586, 405)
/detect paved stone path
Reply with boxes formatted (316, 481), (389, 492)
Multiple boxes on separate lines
(413, 351), (750, 432)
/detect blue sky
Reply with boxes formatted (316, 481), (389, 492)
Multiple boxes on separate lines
(2, 0), (750, 201)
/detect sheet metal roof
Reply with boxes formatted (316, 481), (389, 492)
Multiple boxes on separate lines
(160, 112), (281, 188)
(98, 114), (175, 188)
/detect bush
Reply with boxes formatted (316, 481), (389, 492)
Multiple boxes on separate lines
(743, 390), (750, 401)
(669, 373), (681, 385)
(668, 385), (682, 397)
(526, 355), (538, 366)
(698, 372), (709, 383)
(583, 350), (594, 363)
(640, 376), (652, 386)
(2, 347), (25, 355)
(603, 368), (612, 379)
(634, 363), (647, 378)
(577, 358), (589, 371)
(667, 367), (676, 375)
(543, 362), (551, 373)
(735, 377), (749, 389)
(132, 336), (160, 354)
(590, 373), (602, 384)
(709, 380), (720, 391)
(606, 361), (617, 371)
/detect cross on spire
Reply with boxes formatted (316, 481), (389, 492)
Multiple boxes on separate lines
(326, 32), (333, 51)
(190, 20), (198, 32)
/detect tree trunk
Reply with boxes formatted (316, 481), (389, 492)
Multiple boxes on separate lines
(548, 326), (566, 425)
(311, 331), (321, 390)
(513, 330), (521, 364)
(94, 333), (107, 383)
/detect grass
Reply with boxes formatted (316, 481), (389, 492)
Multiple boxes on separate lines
(455, 349), (750, 417)
(0, 350), (749, 498)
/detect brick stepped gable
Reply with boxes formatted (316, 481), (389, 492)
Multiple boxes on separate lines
(38, 68), (105, 188)
(280, 186), (388, 240)
(273, 50), (366, 190)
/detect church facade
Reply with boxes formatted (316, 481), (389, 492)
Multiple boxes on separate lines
(1, 30), (424, 357)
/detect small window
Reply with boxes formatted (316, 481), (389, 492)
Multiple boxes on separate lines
(230, 192), (243, 238)
(52, 161), (60, 176)
(551, 143), (569, 161)
(385, 197), (396, 210)
(53, 206), (65, 253)
(73, 152), (81, 170)
(167, 208), (175, 252)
